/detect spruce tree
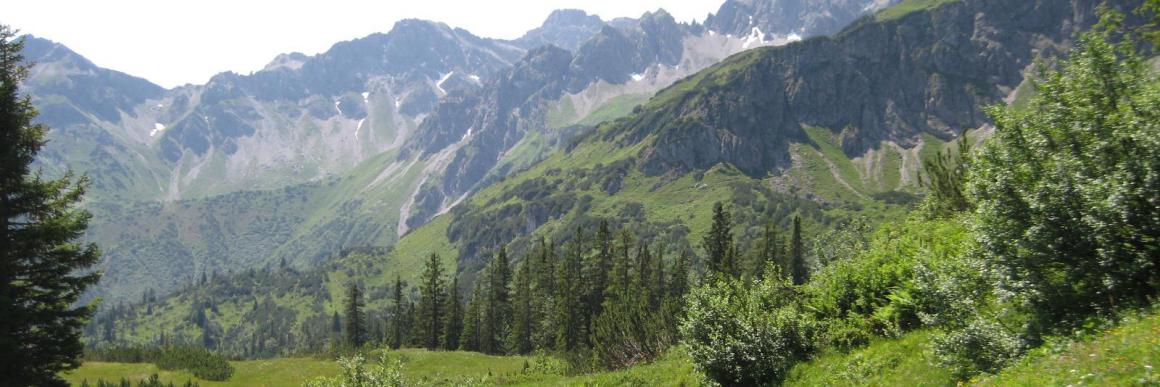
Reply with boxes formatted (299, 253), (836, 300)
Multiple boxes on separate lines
(607, 230), (634, 300)
(669, 251), (690, 302)
(442, 275), (463, 350)
(344, 284), (365, 348)
(482, 246), (511, 354)
(461, 280), (483, 351)
(0, 27), (102, 387)
(533, 239), (557, 350)
(652, 246), (666, 308)
(586, 221), (613, 321)
(508, 260), (534, 354)
(416, 253), (446, 350)
(555, 237), (585, 352)
(790, 215), (808, 285)
(390, 277), (404, 349)
(637, 243), (653, 293)
(754, 221), (781, 279)
(703, 203), (735, 276)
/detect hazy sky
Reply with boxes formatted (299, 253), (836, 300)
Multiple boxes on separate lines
(6, 0), (723, 88)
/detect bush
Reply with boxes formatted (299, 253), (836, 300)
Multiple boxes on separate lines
(303, 353), (408, 387)
(81, 374), (199, 387)
(932, 317), (1023, 380)
(806, 219), (973, 337)
(591, 296), (680, 369)
(969, 30), (1160, 334)
(680, 276), (818, 385)
(153, 346), (235, 382)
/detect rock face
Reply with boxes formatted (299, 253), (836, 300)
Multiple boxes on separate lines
(22, 36), (169, 198)
(400, 10), (698, 227)
(398, 1), (899, 227)
(25, 19), (525, 200)
(625, 0), (1107, 177)
(515, 9), (606, 51)
(705, 0), (900, 39)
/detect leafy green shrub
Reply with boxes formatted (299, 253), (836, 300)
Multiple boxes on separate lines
(807, 219), (972, 337)
(81, 374), (199, 387)
(969, 30), (1160, 335)
(304, 353), (408, 387)
(931, 317), (1023, 380)
(153, 346), (235, 382)
(591, 296), (680, 369)
(680, 276), (818, 385)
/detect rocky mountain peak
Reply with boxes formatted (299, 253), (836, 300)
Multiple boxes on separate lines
(515, 9), (605, 51)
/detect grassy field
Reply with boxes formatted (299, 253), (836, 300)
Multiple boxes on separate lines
(786, 330), (954, 386)
(64, 310), (1160, 385)
(974, 311), (1160, 386)
(63, 348), (697, 386)
(875, 0), (960, 21)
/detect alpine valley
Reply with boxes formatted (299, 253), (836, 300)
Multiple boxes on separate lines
(13, 0), (1159, 384)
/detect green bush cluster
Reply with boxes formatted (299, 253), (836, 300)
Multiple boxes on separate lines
(303, 353), (408, 387)
(84, 345), (235, 382)
(150, 346), (234, 382)
(681, 273), (818, 385)
(79, 374), (198, 387)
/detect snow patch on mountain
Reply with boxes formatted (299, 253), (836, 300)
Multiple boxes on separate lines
(743, 27), (766, 49)
(436, 72), (454, 94)
(150, 123), (166, 137)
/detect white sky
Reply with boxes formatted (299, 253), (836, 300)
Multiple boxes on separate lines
(5, 0), (723, 88)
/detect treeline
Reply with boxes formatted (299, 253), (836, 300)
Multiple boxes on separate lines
(85, 345), (234, 381)
(338, 211), (808, 369)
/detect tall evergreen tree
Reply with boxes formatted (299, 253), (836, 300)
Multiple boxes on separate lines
(555, 237), (585, 352)
(508, 259), (534, 354)
(669, 251), (690, 302)
(416, 253), (446, 350)
(389, 277), (404, 349)
(637, 243), (653, 292)
(482, 246), (511, 354)
(652, 245), (666, 308)
(0, 27), (102, 387)
(586, 221), (613, 321)
(442, 275), (463, 351)
(461, 280), (483, 351)
(344, 284), (365, 348)
(754, 221), (781, 279)
(607, 230), (635, 300)
(790, 215), (808, 285)
(703, 203), (735, 276)
(532, 238), (557, 350)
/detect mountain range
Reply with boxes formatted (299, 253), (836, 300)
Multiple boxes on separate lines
(50, 0), (1124, 356)
(31, 0), (1127, 356)
(23, 0), (902, 304)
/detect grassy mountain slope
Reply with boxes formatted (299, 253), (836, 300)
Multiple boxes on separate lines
(86, 149), (430, 303)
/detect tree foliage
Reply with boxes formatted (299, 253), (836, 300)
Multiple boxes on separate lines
(970, 28), (1160, 335)
(680, 276), (817, 386)
(0, 26), (102, 386)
